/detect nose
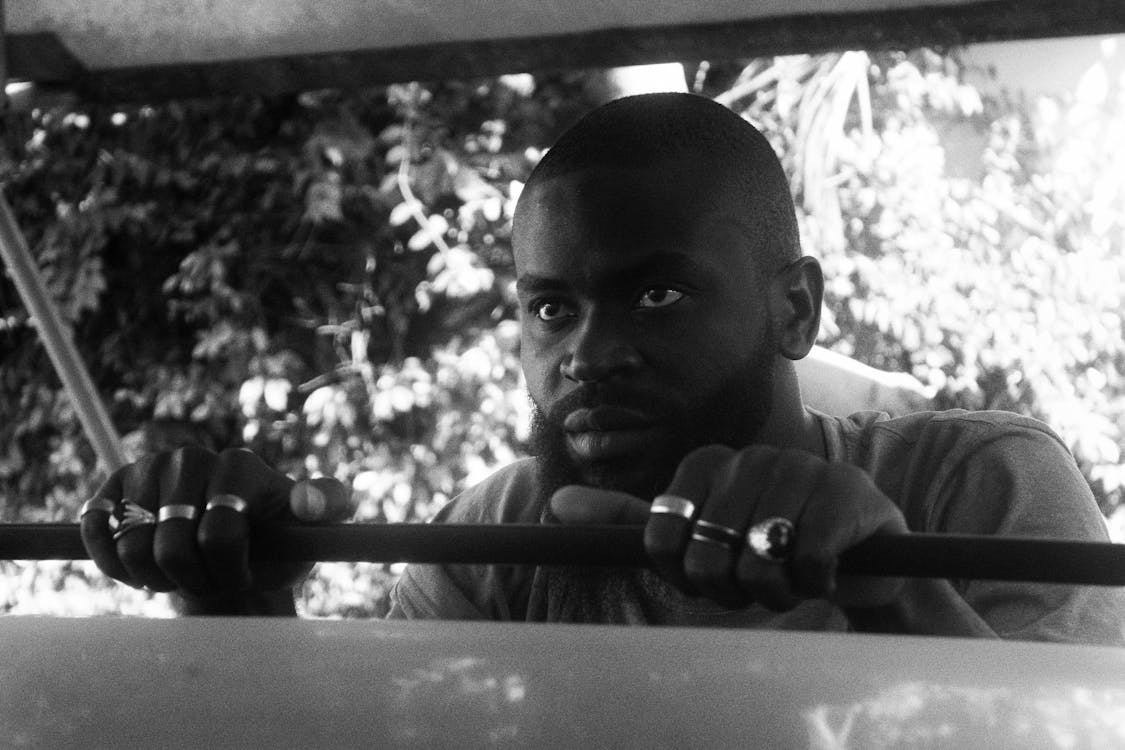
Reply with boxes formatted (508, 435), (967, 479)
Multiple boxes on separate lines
(560, 312), (642, 383)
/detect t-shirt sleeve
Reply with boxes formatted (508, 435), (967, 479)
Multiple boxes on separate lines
(924, 418), (1125, 646)
(386, 458), (545, 621)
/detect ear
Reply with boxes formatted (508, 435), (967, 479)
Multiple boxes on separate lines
(770, 256), (823, 360)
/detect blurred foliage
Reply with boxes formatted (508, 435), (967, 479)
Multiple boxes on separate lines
(0, 73), (598, 615)
(711, 49), (1124, 513)
(1, 49), (1122, 616)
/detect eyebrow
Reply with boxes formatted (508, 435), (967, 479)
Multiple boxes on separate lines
(516, 252), (712, 296)
(515, 274), (567, 296)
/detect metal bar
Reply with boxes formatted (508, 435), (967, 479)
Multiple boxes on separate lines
(0, 194), (127, 474)
(1, 0), (7, 97)
(2, 523), (1124, 586)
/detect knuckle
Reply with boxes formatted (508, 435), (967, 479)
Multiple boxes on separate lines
(681, 444), (735, 470)
(215, 447), (256, 471)
(96, 465), (129, 496)
(727, 447), (762, 477)
(169, 445), (216, 468)
(136, 451), (171, 476)
(217, 446), (251, 460)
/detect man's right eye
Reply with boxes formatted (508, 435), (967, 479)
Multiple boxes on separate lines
(533, 300), (575, 322)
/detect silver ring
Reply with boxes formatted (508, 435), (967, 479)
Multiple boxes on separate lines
(746, 517), (796, 562)
(79, 497), (116, 519)
(158, 504), (199, 522)
(205, 494), (249, 514)
(650, 494), (697, 521)
(111, 501), (157, 541)
(690, 519), (743, 549)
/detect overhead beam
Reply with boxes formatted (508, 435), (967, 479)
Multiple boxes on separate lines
(6, 1), (1125, 102)
(4, 32), (83, 85)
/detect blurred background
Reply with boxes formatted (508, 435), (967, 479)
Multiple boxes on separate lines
(2, 31), (1123, 617)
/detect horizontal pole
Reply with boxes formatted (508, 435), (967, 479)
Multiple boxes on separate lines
(2, 523), (1124, 586)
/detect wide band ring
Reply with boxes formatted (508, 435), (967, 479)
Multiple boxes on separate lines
(746, 517), (796, 562)
(79, 497), (117, 520)
(690, 519), (743, 549)
(205, 494), (249, 514)
(650, 494), (697, 521)
(111, 500), (157, 541)
(158, 504), (199, 523)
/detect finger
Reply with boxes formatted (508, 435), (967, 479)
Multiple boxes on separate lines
(153, 447), (215, 595)
(733, 449), (822, 611)
(290, 477), (355, 522)
(199, 449), (295, 592)
(684, 446), (777, 605)
(80, 470), (137, 587)
(646, 444), (734, 596)
(790, 464), (905, 604)
(116, 454), (177, 592)
(199, 493), (253, 592)
(549, 485), (649, 525)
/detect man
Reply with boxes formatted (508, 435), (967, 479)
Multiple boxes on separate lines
(80, 93), (1123, 643)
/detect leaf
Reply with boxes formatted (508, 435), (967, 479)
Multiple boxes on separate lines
(389, 200), (421, 227)
(408, 215), (449, 251)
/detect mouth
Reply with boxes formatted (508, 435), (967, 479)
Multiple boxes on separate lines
(563, 406), (661, 462)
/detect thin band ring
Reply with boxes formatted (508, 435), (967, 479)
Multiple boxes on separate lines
(690, 519), (743, 549)
(746, 517), (796, 562)
(79, 497), (116, 519)
(205, 494), (249, 514)
(650, 494), (697, 521)
(158, 504), (199, 523)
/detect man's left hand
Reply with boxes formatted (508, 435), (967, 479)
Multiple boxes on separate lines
(549, 444), (908, 611)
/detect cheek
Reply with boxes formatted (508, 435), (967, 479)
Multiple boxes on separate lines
(519, 336), (558, 403)
(658, 317), (769, 391)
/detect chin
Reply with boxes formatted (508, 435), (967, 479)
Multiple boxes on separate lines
(572, 457), (663, 498)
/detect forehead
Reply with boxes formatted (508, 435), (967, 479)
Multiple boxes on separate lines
(513, 163), (757, 281)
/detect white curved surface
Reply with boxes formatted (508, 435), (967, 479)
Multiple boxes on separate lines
(10, 0), (990, 70)
(796, 345), (933, 417)
(2, 617), (1123, 748)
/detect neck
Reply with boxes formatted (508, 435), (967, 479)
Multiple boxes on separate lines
(754, 360), (826, 459)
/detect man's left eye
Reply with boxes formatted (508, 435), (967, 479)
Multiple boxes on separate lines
(635, 288), (685, 309)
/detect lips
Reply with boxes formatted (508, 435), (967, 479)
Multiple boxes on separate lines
(563, 406), (659, 461)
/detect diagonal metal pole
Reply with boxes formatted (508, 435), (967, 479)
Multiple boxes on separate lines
(0, 194), (127, 474)
(2, 8), (122, 473)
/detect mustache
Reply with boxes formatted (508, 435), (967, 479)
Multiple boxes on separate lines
(540, 383), (673, 425)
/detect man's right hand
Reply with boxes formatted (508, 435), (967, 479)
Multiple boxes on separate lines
(79, 446), (352, 615)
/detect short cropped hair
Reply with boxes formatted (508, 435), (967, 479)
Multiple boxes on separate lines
(523, 92), (801, 272)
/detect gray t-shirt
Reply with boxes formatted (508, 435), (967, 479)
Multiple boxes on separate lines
(388, 409), (1125, 645)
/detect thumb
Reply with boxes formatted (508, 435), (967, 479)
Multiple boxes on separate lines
(550, 485), (649, 525)
(289, 477), (355, 522)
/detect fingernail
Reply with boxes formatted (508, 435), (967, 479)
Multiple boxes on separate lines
(290, 477), (350, 521)
(290, 481), (326, 521)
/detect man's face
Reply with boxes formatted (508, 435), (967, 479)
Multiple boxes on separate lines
(514, 158), (781, 498)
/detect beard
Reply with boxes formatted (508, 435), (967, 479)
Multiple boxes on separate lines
(529, 353), (778, 503)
